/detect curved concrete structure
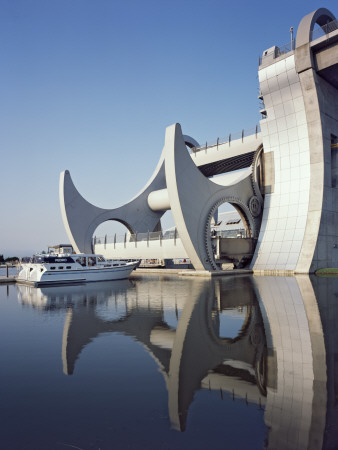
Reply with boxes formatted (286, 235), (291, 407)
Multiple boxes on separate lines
(60, 148), (167, 253)
(60, 7), (338, 273)
(164, 124), (262, 271)
(252, 7), (338, 273)
(296, 8), (336, 48)
(60, 125), (262, 270)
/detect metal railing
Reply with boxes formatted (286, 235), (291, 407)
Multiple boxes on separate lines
(259, 40), (295, 65)
(191, 124), (261, 154)
(93, 229), (180, 248)
(259, 18), (338, 66)
(311, 18), (338, 41)
(93, 228), (249, 249)
(213, 229), (248, 239)
(276, 40), (295, 56)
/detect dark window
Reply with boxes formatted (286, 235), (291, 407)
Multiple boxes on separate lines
(32, 256), (75, 264)
(76, 257), (86, 267)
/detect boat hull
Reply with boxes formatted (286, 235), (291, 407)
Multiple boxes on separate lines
(17, 261), (139, 287)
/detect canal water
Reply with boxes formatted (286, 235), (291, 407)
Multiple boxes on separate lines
(0, 274), (337, 449)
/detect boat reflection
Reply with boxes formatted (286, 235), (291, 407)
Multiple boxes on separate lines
(17, 275), (338, 449)
(17, 280), (134, 311)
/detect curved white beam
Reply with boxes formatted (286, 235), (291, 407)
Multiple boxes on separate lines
(60, 150), (167, 253)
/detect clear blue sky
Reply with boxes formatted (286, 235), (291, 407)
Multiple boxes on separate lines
(1, 0), (336, 256)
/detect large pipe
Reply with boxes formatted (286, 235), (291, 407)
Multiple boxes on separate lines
(147, 188), (171, 211)
(147, 170), (251, 212)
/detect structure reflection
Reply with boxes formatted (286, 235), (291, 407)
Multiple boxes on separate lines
(254, 276), (326, 450)
(166, 277), (266, 431)
(17, 275), (338, 449)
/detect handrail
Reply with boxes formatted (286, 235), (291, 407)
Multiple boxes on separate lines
(191, 124), (261, 154)
(93, 229), (180, 246)
(258, 18), (338, 67)
(311, 18), (338, 41)
(259, 40), (295, 66)
(93, 227), (246, 246)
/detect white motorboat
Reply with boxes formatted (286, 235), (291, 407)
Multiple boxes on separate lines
(17, 253), (140, 287)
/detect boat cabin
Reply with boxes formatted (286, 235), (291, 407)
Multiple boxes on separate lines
(48, 244), (74, 255)
(73, 255), (106, 267)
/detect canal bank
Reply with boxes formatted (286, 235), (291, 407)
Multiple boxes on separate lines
(0, 267), (254, 284)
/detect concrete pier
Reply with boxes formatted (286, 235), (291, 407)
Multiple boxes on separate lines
(0, 276), (16, 284)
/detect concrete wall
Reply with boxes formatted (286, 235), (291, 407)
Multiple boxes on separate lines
(306, 71), (338, 271)
(252, 9), (338, 273)
(252, 53), (312, 273)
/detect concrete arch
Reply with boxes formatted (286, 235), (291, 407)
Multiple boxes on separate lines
(296, 8), (336, 47)
(93, 218), (133, 236)
(164, 123), (262, 271)
(183, 134), (200, 149)
(207, 197), (257, 237)
(205, 198), (257, 270)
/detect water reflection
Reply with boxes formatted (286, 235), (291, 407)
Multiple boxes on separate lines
(255, 276), (326, 450)
(16, 275), (338, 449)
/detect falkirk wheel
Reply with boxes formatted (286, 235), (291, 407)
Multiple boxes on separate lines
(60, 123), (264, 272)
(60, 7), (338, 273)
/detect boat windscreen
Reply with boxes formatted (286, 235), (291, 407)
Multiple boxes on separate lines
(21, 257), (32, 263)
